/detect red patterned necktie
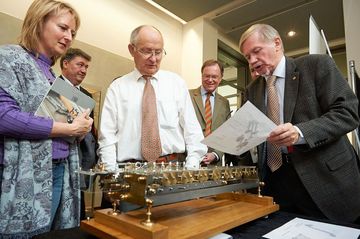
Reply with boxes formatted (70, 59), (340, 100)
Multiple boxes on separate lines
(204, 92), (212, 137)
(141, 76), (162, 162)
(266, 75), (282, 172)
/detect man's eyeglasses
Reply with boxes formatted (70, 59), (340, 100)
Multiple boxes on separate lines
(202, 74), (221, 80)
(132, 44), (166, 59)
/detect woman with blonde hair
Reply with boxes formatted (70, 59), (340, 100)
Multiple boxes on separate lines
(0, 0), (93, 237)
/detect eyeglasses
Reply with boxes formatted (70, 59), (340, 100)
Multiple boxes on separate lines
(132, 44), (166, 59)
(202, 74), (221, 80)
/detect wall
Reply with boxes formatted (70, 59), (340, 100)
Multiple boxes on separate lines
(0, 0), (184, 79)
(343, 0), (360, 146)
(343, 0), (360, 78)
(0, 1), (248, 90)
(0, 11), (134, 129)
(181, 18), (235, 89)
(202, 21), (218, 69)
(0, 0), (192, 127)
(332, 52), (347, 78)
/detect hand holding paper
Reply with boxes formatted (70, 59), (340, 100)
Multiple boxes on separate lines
(201, 101), (276, 155)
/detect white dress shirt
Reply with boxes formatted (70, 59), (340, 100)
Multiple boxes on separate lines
(98, 69), (207, 170)
(61, 75), (79, 89)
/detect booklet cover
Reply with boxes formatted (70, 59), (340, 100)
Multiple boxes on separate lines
(35, 78), (96, 143)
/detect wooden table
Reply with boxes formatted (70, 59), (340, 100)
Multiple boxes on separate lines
(81, 193), (279, 239)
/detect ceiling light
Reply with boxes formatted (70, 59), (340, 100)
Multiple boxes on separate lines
(287, 30), (296, 37)
(144, 0), (187, 25)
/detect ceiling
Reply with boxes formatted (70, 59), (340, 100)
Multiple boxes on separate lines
(150, 0), (345, 56)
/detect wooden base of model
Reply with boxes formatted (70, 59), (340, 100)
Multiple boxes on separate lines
(81, 192), (279, 239)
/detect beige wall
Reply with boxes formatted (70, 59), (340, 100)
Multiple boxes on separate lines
(0, 11), (134, 129)
(0, 0), (190, 128)
(0, 0), (237, 127)
(181, 18), (241, 90)
(332, 52), (348, 79)
(0, 0), (245, 90)
(0, 0), (184, 81)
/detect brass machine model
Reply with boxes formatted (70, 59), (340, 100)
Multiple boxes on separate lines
(83, 162), (260, 225)
(80, 163), (278, 239)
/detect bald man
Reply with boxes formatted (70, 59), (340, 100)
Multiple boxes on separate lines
(98, 25), (207, 171)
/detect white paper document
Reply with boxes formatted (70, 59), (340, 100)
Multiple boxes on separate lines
(263, 217), (360, 239)
(201, 101), (276, 155)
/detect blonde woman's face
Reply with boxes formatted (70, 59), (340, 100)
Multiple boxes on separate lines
(38, 10), (76, 58)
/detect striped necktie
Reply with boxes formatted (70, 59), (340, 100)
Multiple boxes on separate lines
(141, 76), (162, 162)
(266, 75), (282, 172)
(204, 92), (212, 137)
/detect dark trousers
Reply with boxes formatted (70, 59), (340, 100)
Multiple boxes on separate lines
(225, 151), (255, 166)
(263, 154), (326, 219)
(80, 191), (86, 220)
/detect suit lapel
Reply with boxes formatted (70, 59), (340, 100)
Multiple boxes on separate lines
(212, 92), (221, 125)
(193, 87), (206, 121)
(284, 57), (299, 123)
(252, 77), (267, 114)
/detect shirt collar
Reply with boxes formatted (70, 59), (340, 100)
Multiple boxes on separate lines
(200, 86), (215, 97)
(60, 75), (80, 89)
(134, 68), (160, 82)
(272, 55), (286, 79)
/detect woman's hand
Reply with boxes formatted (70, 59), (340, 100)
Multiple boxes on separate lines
(71, 109), (93, 137)
(50, 109), (93, 138)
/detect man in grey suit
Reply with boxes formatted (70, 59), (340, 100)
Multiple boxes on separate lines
(239, 23), (360, 223)
(60, 48), (98, 171)
(189, 60), (230, 165)
(60, 48), (98, 219)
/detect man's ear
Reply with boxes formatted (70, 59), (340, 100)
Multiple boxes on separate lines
(128, 44), (135, 57)
(274, 37), (282, 51)
(63, 60), (69, 69)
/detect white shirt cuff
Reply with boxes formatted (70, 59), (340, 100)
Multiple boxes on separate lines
(185, 157), (200, 169)
(293, 126), (306, 144)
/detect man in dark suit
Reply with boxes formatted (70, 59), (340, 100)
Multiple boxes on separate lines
(189, 60), (231, 165)
(59, 48), (98, 219)
(239, 23), (360, 223)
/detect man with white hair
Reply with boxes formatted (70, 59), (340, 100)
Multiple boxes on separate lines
(240, 23), (360, 223)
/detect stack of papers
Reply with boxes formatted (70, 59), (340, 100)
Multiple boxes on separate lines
(264, 217), (360, 239)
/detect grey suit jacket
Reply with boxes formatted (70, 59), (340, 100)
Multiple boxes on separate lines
(189, 87), (231, 162)
(245, 54), (360, 222)
(79, 86), (98, 171)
